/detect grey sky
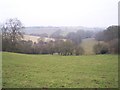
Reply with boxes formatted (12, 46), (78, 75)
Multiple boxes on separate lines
(0, 0), (119, 27)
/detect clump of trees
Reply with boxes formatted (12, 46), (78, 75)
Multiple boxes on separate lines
(1, 18), (84, 56)
(94, 25), (119, 54)
(66, 30), (94, 44)
(1, 18), (119, 55)
(93, 43), (109, 54)
(74, 45), (84, 55)
(2, 18), (24, 52)
(50, 30), (64, 39)
(32, 39), (84, 55)
(66, 32), (82, 44)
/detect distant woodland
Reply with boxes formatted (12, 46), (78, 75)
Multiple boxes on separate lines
(1, 18), (119, 55)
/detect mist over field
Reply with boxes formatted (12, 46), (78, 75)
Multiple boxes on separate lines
(23, 26), (104, 35)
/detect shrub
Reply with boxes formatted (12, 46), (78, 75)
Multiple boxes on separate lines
(93, 43), (109, 54)
(74, 46), (84, 55)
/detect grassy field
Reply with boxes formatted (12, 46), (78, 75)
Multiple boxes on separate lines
(80, 38), (98, 55)
(80, 38), (106, 55)
(2, 52), (118, 88)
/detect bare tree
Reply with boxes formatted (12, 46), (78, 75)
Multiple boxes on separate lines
(1, 18), (24, 51)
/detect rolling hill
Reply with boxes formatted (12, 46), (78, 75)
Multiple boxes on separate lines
(23, 26), (104, 35)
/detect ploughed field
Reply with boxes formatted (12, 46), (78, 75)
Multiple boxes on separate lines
(2, 52), (118, 88)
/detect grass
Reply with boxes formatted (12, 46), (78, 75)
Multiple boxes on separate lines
(80, 38), (105, 55)
(2, 52), (118, 88)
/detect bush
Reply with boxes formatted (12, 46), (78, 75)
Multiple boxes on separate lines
(93, 43), (109, 54)
(74, 46), (84, 55)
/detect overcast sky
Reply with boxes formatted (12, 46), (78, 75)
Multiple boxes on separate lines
(0, 0), (119, 27)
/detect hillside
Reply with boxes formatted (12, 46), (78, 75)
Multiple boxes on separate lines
(23, 26), (104, 35)
(22, 35), (99, 55)
(2, 52), (118, 88)
(23, 35), (62, 43)
(23, 35), (40, 43)
(80, 38), (98, 55)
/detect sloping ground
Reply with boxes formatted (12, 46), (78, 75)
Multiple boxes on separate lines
(23, 35), (56, 43)
(22, 36), (105, 55)
(23, 35), (67, 43)
(2, 52), (118, 88)
(80, 38), (98, 55)
(23, 35), (40, 43)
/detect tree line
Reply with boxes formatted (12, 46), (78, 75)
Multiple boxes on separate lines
(94, 25), (119, 54)
(1, 18), (84, 55)
(1, 18), (119, 55)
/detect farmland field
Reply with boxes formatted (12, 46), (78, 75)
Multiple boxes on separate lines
(80, 38), (105, 55)
(80, 38), (98, 55)
(2, 52), (118, 88)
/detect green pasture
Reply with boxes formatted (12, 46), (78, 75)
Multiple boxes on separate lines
(2, 52), (118, 88)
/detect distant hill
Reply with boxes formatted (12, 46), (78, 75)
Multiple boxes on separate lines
(22, 26), (105, 36)
(23, 35), (40, 43)
(23, 35), (66, 43)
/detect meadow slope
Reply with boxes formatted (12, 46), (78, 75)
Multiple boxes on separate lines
(2, 52), (118, 88)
